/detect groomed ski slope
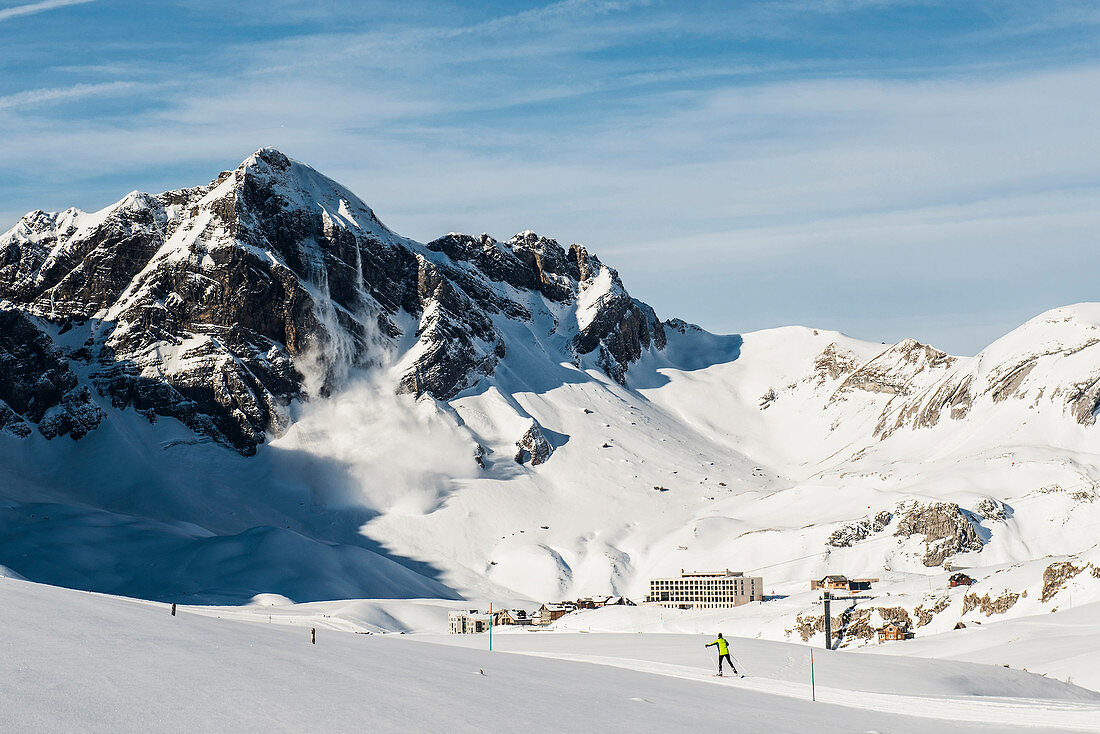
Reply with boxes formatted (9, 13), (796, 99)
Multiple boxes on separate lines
(4, 576), (1099, 733)
(863, 601), (1100, 691)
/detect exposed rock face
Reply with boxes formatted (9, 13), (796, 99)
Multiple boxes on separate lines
(975, 497), (1011, 522)
(894, 501), (984, 567)
(913, 595), (951, 628)
(0, 400), (30, 437)
(514, 420), (553, 466)
(664, 318), (701, 335)
(814, 342), (861, 383)
(567, 242), (665, 383)
(1068, 375), (1100, 424)
(1041, 561), (1086, 603)
(0, 308), (103, 440)
(835, 339), (955, 399)
(826, 510), (893, 548)
(0, 149), (667, 453)
(758, 388), (778, 409)
(37, 386), (104, 440)
(962, 590), (1019, 616)
(865, 308), (1100, 438)
(874, 373), (975, 438)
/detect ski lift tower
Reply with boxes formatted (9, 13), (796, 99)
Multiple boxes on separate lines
(820, 590), (876, 650)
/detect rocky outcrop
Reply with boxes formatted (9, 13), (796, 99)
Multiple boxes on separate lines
(394, 253), (505, 400)
(913, 595), (951, 627)
(37, 386), (104, 440)
(568, 243), (665, 384)
(0, 400), (30, 437)
(814, 342), (860, 383)
(975, 497), (1011, 522)
(894, 501), (984, 567)
(514, 420), (553, 466)
(826, 510), (893, 547)
(1041, 561), (1086, 603)
(0, 308), (103, 440)
(962, 590), (1019, 616)
(835, 339), (955, 399)
(1067, 373), (1100, 425)
(874, 373), (974, 438)
(866, 308), (1100, 438)
(0, 148), (667, 453)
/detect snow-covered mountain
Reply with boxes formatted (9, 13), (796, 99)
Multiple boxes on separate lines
(0, 148), (661, 454)
(2, 149), (1099, 645)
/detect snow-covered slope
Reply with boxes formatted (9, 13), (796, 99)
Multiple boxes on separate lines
(4, 576), (1099, 733)
(865, 601), (1100, 691)
(2, 150), (1100, 651)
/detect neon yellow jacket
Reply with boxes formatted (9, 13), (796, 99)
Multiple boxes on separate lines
(706, 638), (729, 655)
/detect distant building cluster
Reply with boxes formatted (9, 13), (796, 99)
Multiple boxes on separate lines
(645, 570), (764, 609)
(810, 574), (878, 593)
(812, 571), (978, 644)
(448, 596), (637, 634)
(448, 608), (533, 634)
(450, 570), (769, 634)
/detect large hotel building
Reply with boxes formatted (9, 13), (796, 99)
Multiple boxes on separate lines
(645, 569), (764, 609)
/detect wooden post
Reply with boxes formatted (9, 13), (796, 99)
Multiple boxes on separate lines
(488, 602), (493, 652)
(171, 603), (176, 616)
(311, 627), (316, 645)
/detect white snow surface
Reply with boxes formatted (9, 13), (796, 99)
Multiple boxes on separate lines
(4, 576), (1100, 733)
(865, 601), (1100, 691)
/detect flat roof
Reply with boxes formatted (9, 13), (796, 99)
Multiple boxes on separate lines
(651, 570), (757, 580)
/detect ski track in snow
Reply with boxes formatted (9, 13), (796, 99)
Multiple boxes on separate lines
(490, 650), (1100, 731)
(4, 577), (1099, 733)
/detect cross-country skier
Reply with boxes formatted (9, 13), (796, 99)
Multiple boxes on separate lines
(705, 633), (738, 676)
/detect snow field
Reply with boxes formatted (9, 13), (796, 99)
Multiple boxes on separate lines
(4, 576), (1099, 733)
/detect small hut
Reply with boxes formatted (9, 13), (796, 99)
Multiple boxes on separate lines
(949, 572), (974, 588)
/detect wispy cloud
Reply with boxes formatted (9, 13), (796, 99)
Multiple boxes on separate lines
(0, 0), (96, 23)
(0, 81), (139, 110)
(461, 0), (652, 35)
(2, 1), (1098, 353)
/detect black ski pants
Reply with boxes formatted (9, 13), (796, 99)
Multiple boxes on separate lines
(717, 653), (736, 674)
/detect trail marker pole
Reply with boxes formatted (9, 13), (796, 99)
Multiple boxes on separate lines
(489, 602), (493, 652)
(311, 627), (316, 645)
(810, 647), (816, 702)
(171, 603), (176, 616)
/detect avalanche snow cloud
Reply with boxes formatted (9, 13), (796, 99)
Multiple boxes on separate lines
(2, 149), (1100, 638)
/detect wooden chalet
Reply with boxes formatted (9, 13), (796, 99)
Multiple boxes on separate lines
(877, 622), (914, 643)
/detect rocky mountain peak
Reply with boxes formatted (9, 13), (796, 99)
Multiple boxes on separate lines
(0, 150), (667, 454)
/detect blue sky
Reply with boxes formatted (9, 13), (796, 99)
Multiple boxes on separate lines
(1, 0), (1098, 354)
